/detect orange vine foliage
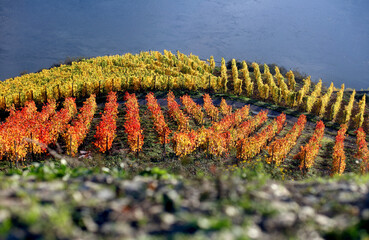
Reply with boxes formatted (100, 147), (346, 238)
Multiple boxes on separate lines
(354, 127), (369, 174)
(171, 104), (249, 157)
(266, 114), (307, 166)
(172, 129), (198, 157)
(146, 92), (171, 144)
(331, 124), (347, 175)
(43, 97), (77, 148)
(27, 100), (57, 154)
(203, 94), (219, 121)
(237, 113), (286, 161)
(294, 120), (325, 171)
(63, 94), (97, 156)
(0, 101), (37, 161)
(180, 94), (204, 124)
(231, 110), (268, 145)
(167, 91), (189, 131)
(219, 98), (232, 116)
(94, 92), (119, 153)
(124, 92), (144, 152)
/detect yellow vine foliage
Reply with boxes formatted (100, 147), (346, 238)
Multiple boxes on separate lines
(305, 79), (322, 113)
(232, 59), (242, 95)
(297, 76), (311, 106)
(330, 84), (345, 121)
(220, 57), (228, 93)
(286, 70), (296, 91)
(354, 94), (366, 128)
(316, 82), (334, 117)
(0, 51), (214, 109)
(342, 90), (356, 124)
(241, 61), (253, 97)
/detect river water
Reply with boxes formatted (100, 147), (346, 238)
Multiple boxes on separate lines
(1, 0), (369, 89)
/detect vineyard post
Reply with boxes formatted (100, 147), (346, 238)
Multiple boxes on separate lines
(30, 133), (34, 161)
(72, 81), (74, 97)
(271, 147), (274, 167)
(163, 128), (166, 158)
(208, 75), (211, 93)
(57, 85), (61, 100)
(14, 141), (18, 168)
(239, 140), (244, 161)
(302, 150), (307, 176)
(136, 134), (140, 160)
(44, 86), (48, 103)
(69, 135), (72, 156)
(106, 135), (109, 155)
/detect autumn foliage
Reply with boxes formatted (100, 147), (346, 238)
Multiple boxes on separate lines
(94, 92), (119, 153)
(331, 124), (347, 175)
(237, 113), (286, 161)
(355, 127), (369, 174)
(266, 114), (307, 166)
(124, 92), (144, 153)
(146, 92), (171, 144)
(294, 120), (325, 172)
(63, 94), (97, 156)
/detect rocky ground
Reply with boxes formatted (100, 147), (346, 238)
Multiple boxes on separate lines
(0, 162), (369, 239)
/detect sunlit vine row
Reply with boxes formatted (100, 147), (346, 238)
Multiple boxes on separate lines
(266, 114), (307, 166)
(94, 92), (119, 153)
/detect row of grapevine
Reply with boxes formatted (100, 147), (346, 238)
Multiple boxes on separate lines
(63, 95), (97, 156)
(167, 91), (189, 131)
(331, 124), (348, 175)
(236, 113), (286, 161)
(146, 92), (171, 145)
(203, 94), (219, 121)
(180, 94), (204, 124)
(94, 92), (119, 153)
(355, 128), (369, 173)
(0, 101), (43, 161)
(294, 121), (325, 172)
(124, 92), (144, 153)
(171, 97), (250, 157)
(230, 110), (269, 146)
(266, 114), (307, 166)
(219, 98), (232, 116)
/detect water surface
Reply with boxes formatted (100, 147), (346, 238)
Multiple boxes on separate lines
(1, 0), (369, 89)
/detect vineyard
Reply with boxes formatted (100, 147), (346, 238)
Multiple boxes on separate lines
(1, 51), (369, 239)
(0, 50), (368, 180)
(0, 89), (367, 180)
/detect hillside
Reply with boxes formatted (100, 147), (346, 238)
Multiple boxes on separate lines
(0, 51), (369, 239)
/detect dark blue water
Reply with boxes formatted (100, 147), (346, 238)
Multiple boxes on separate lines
(1, 0), (369, 89)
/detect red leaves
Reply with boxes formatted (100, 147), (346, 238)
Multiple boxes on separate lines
(331, 124), (347, 175)
(203, 94), (219, 122)
(94, 92), (119, 153)
(63, 95), (97, 156)
(294, 120), (325, 171)
(124, 92), (143, 152)
(237, 113), (286, 161)
(180, 94), (204, 124)
(354, 127), (369, 174)
(167, 91), (189, 131)
(266, 114), (307, 166)
(146, 92), (170, 144)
